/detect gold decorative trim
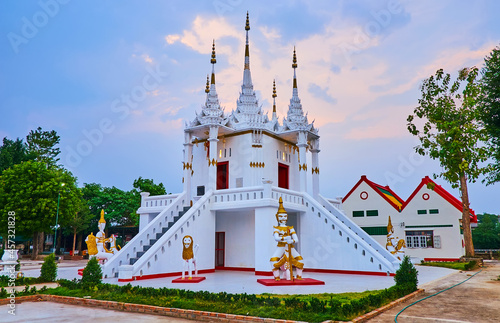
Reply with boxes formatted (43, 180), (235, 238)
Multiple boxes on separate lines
(299, 163), (307, 171)
(208, 159), (218, 167)
(249, 161), (265, 168)
(311, 167), (319, 174)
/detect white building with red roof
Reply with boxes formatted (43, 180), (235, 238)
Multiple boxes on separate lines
(342, 175), (477, 261)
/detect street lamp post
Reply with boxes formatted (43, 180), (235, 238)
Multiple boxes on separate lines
(53, 183), (65, 254)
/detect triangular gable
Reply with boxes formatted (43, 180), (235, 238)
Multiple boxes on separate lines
(402, 176), (477, 223)
(343, 175), (404, 212)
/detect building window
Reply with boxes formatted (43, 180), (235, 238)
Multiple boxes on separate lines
(353, 211), (364, 217)
(417, 209), (427, 215)
(429, 209), (439, 214)
(229, 148), (231, 157)
(361, 226), (388, 235)
(406, 230), (434, 248)
(224, 149), (227, 158)
(219, 149), (222, 158)
(366, 210), (378, 217)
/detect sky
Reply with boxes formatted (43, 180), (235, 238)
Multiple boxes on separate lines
(0, 0), (499, 214)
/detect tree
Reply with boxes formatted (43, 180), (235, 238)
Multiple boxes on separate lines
(480, 45), (500, 185)
(0, 161), (81, 259)
(407, 67), (493, 257)
(40, 253), (58, 282)
(133, 176), (167, 195)
(0, 137), (33, 175)
(63, 201), (94, 256)
(26, 127), (61, 167)
(81, 257), (102, 290)
(472, 213), (500, 249)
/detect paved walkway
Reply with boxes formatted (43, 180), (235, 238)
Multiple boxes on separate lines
(0, 301), (194, 323)
(367, 260), (500, 323)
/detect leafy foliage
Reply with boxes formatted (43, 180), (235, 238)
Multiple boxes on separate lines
(40, 253), (58, 282)
(472, 213), (500, 249)
(407, 67), (492, 256)
(480, 45), (500, 184)
(133, 176), (167, 195)
(0, 161), (82, 256)
(26, 127), (61, 167)
(394, 256), (418, 292)
(81, 257), (102, 290)
(0, 137), (33, 175)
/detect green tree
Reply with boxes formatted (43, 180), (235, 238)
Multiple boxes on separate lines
(26, 127), (61, 167)
(0, 137), (33, 175)
(133, 176), (167, 195)
(63, 201), (94, 256)
(40, 253), (58, 282)
(407, 67), (493, 257)
(480, 45), (500, 184)
(0, 161), (82, 259)
(472, 214), (500, 249)
(394, 256), (418, 291)
(81, 257), (102, 290)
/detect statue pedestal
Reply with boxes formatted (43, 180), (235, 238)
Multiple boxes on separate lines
(257, 278), (325, 286)
(172, 277), (206, 283)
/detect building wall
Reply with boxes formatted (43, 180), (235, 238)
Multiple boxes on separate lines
(343, 180), (465, 260)
(401, 186), (464, 260)
(215, 210), (255, 268)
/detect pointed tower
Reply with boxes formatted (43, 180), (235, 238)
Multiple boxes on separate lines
(189, 40), (226, 127)
(272, 79), (278, 121)
(230, 12), (266, 129)
(283, 47), (311, 131)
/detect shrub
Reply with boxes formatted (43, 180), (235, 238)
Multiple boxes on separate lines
(464, 260), (477, 271)
(81, 257), (102, 290)
(40, 253), (58, 282)
(394, 256), (418, 291)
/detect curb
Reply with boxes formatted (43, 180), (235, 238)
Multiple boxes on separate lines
(0, 290), (425, 323)
(349, 289), (425, 322)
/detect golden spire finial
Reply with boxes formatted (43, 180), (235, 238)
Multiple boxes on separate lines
(205, 75), (210, 93)
(245, 11), (250, 31)
(292, 46), (297, 69)
(211, 39), (217, 64)
(272, 79), (277, 113)
(99, 209), (106, 224)
(387, 215), (394, 234)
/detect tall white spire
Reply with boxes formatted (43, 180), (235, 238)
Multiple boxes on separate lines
(230, 11), (265, 129)
(189, 40), (226, 127)
(283, 47), (314, 132)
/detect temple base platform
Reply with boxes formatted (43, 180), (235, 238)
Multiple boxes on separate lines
(257, 278), (325, 286)
(172, 276), (206, 283)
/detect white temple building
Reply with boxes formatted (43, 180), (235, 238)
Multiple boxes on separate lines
(102, 14), (399, 282)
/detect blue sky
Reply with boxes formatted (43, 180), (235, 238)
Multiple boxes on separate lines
(0, 0), (499, 214)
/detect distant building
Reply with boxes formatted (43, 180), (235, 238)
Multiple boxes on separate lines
(342, 175), (477, 261)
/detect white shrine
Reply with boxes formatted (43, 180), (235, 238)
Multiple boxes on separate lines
(102, 14), (399, 282)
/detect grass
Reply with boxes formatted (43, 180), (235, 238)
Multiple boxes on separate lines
(419, 261), (477, 271)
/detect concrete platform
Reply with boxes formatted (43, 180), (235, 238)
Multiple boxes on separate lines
(19, 264), (456, 295)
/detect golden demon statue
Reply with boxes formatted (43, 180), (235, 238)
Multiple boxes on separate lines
(85, 210), (121, 263)
(270, 197), (304, 281)
(386, 216), (406, 261)
(181, 235), (199, 279)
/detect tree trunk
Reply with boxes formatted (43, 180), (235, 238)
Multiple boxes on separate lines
(459, 174), (475, 257)
(31, 231), (45, 260)
(76, 233), (82, 253)
(72, 228), (77, 255)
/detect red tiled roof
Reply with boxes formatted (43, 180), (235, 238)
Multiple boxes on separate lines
(343, 175), (477, 223)
(342, 175), (404, 212)
(402, 176), (477, 223)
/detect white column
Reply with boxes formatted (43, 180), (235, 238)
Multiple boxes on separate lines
(310, 139), (320, 198)
(297, 131), (307, 192)
(183, 131), (193, 201)
(254, 206), (279, 274)
(208, 125), (219, 191)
